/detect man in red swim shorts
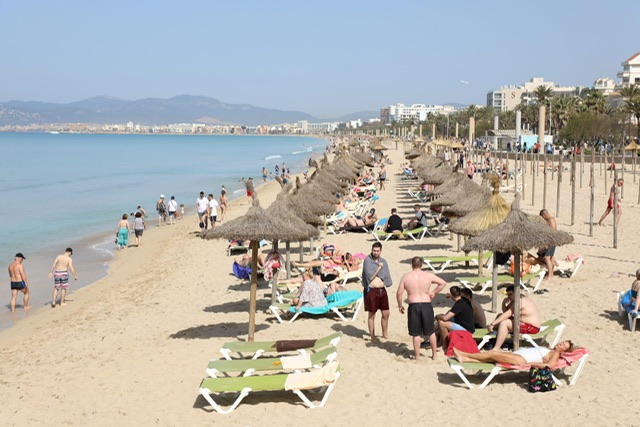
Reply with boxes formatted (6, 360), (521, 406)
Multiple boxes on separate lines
(486, 285), (541, 350)
(597, 178), (623, 226)
(362, 242), (392, 341)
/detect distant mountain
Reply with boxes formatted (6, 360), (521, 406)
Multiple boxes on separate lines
(322, 111), (380, 122)
(0, 95), (319, 127)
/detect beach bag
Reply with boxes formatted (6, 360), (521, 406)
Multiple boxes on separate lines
(528, 366), (556, 393)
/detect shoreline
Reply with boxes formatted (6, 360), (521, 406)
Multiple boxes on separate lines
(0, 144), (326, 331)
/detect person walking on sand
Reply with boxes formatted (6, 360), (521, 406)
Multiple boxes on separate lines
(48, 248), (78, 307)
(362, 242), (392, 341)
(597, 178), (623, 226)
(396, 257), (446, 361)
(167, 196), (178, 225)
(207, 193), (220, 228)
(116, 214), (130, 250)
(8, 253), (31, 312)
(219, 189), (228, 222)
(156, 195), (167, 226)
(378, 165), (386, 191)
(133, 211), (146, 246)
(196, 191), (209, 231)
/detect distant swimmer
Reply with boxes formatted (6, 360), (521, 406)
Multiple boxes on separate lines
(48, 248), (78, 307)
(8, 253), (31, 312)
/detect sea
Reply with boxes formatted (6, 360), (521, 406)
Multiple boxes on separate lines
(0, 132), (327, 329)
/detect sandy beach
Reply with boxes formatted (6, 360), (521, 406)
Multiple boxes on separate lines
(2, 144), (640, 426)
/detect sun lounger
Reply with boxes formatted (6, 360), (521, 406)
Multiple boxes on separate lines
(616, 290), (640, 332)
(269, 290), (363, 323)
(555, 257), (583, 279)
(219, 331), (343, 360)
(228, 245), (249, 257)
(199, 361), (341, 413)
(423, 252), (493, 273)
(446, 347), (589, 390)
(472, 318), (566, 350)
(206, 345), (338, 378)
(456, 270), (546, 294)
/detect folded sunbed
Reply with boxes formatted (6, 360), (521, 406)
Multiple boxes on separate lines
(206, 345), (338, 377)
(472, 318), (566, 350)
(423, 252), (493, 273)
(219, 331), (343, 360)
(269, 290), (363, 324)
(447, 347), (589, 390)
(456, 270), (545, 294)
(199, 361), (341, 413)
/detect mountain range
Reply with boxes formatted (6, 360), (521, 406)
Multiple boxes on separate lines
(0, 95), (379, 127)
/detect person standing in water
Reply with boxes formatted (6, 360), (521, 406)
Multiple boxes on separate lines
(8, 253), (31, 312)
(48, 248), (78, 307)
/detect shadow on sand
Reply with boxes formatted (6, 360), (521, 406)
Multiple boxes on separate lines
(170, 321), (270, 339)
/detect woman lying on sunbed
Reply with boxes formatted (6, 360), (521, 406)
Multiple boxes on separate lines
(336, 209), (377, 230)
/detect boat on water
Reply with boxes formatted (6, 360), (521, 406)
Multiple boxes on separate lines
(48, 131), (60, 134)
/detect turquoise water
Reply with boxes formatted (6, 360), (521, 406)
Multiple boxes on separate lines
(0, 133), (325, 326)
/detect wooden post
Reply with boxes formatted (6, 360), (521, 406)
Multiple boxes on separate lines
(456, 234), (461, 252)
(589, 164), (595, 237)
(506, 157), (510, 189)
(543, 153), (548, 209)
(478, 251), (484, 276)
(571, 154), (576, 225)
(621, 150), (625, 199)
(491, 256), (499, 313)
(248, 240), (259, 341)
(531, 154), (536, 206)
(613, 169), (619, 249)
(513, 251), (522, 350)
(551, 154), (555, 181)
(556, 156), (563, 218)
(604, 151), (608, 195)
(599, 150), (603, 176)
(580, 147), (584, 189)
(285, 240), (291, 279)
(299, 241), (304, 262)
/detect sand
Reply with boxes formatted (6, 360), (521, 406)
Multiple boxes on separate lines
(1, 145), (640, 426)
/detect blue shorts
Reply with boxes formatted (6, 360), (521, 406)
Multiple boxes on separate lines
(11, 281), (26, 290)
(450, 323), (466, 332)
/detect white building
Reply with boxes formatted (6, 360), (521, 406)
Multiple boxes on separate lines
(380, 103), (455, 124)
(487, 77), (583, 111)
(617, 52), (640, 86)
(307, 122), (339, 133)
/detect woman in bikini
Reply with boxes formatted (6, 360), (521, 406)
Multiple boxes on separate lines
(625, 269), (640, 314)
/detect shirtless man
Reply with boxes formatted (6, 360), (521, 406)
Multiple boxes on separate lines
(488, 285), (541, 350)
(48, 248), (78, 307)
(8, 253), (31, 312)
(538, 209), (557, 281)
(597, 178), (623, 226)
(454, 340), (574, 369)
(396, 256), (446, 361)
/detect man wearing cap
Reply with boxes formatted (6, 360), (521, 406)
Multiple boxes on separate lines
(8, 253), (31, 312)
(48, 248), (78, 307)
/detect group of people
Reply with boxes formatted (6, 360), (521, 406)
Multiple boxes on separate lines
(196, 189), (228, 233)
(155, 195), (181, 226)
(8, 248), (78, 312)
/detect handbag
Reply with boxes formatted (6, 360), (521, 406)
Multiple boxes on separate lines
(528, 366), (556, 393)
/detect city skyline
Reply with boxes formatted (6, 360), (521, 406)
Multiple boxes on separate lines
(1, 0), (638, 117)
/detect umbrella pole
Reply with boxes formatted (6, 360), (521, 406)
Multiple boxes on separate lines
(600, 150), (603, 176)
(513, 251), (522, 350)
(299, 241), (304, 262)
(248, 240), (259, 342)
(543, 153), (548, 210)
(613, 169), (619, 249)
(580, 148), (584, 189)
(478, 250), (484, 276)
(571, 154), (576, 226)
(531, 154), (536, 206)
(556, 156), (563, 218)
(285, 240), (291, 279)
(604, 151), (608, 195)
(589, 164), (595, 237)
(456, 234), (461, 252)
(491, 255), (498, 313)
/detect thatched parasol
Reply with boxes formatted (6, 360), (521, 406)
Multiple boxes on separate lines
(448, 176), (509, 236)
(448, 140), (464, 149)
(463, 194), (574, 348)
(425, 171), (468, 197)
(430, 178), (484, 211)
(370, 144), (388, 151)
(417, 164), (455, 185)
(204, 198), (311, 341)
(405, 147), (424, 160)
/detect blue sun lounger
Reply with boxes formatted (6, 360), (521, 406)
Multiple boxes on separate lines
(269, 290), (364, 323)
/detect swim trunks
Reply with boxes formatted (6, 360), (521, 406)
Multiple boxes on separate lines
(135, 229), (144, 237)
(54, 271), (69, 289)
(364, 287), (389, 312)
(247, 190), (253, 197)
(537, 246), (556, 257)
(519, 322), (541, 334)
(10, 281), (26, 290)
(407, 302), (435, 337)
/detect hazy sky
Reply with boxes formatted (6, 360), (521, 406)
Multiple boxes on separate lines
(1, 1), (638, 117)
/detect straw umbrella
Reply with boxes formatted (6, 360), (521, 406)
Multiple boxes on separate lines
(204, 198), (311, 341)
(463, 194), (574, 349)
(448, 175), (510, 310)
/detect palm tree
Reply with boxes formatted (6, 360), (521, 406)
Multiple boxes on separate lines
(582, 89), (607, 115)
(533, 86), (554, 105)
(619, 84), (640, 103)
(625, 99), (640, 140)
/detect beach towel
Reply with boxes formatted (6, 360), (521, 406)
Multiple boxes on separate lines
(446, 330), (480, 357)
(280, 353), (313, 370)
(564, 254), (585, 264)
(232, 262), (251, 280)
(275, 339), (317, 353)
(284, 361), (338, 391)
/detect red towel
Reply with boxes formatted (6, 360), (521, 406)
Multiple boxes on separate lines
(446, 330), (480, 357)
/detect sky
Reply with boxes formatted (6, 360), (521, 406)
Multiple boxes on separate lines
(1, 0), (639, 118)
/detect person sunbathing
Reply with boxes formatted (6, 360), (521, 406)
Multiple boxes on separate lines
(291, 269), (328, 311)
(453, 340), (574, 369)
(336, 209), (377, 230)
(342, 253), (360, 272)
(320, 243), (343, 260)
(234, 253), (265, 270)
(625, 269), (640, 314)
(488, 285), (541, 350)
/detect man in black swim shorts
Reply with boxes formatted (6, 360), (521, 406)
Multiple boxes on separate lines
(396, 256), (446, 361)
(8, 253), (31, 312)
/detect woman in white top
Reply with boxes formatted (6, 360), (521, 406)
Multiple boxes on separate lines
(453, 341), (574, 369)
